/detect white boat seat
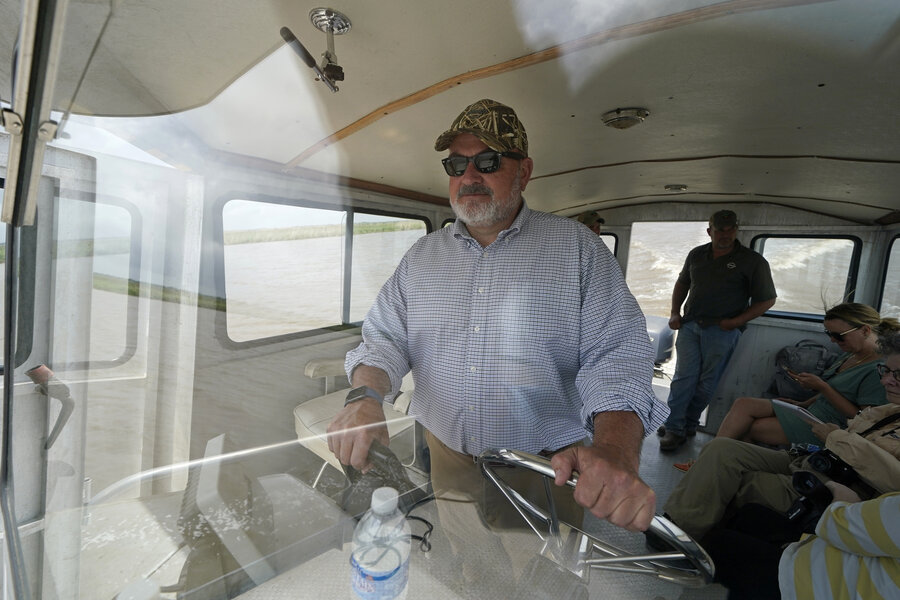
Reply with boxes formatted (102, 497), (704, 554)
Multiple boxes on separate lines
(295, 362), (415, 474)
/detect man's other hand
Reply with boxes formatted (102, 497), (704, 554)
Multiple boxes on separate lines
(326, 398), (389, 473)
(668, 314), (683, 330)
(551, 444), (656, 532)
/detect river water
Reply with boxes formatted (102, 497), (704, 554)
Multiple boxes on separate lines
(78, 220), (894, 349)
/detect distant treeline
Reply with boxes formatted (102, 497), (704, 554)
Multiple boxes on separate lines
(0, 221), (425, 263)
(0, 239), (131, 263)
(224, 220), (425, 245)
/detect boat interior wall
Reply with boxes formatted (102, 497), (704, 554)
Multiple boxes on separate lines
(704, 318), (841, 432)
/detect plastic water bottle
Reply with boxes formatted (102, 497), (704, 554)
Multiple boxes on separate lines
(350, 487), (411, 600)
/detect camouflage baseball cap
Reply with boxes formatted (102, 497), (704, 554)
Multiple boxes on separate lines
(434, 99), (528, 157)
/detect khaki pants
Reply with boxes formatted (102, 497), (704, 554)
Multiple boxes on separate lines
(662, 437), (798, 541)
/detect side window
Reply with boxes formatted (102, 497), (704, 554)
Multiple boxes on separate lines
(754, 236), (859, 315)
(349, 215), (427, 323)
(222, 201), (346, 342)
(881, 236), (900, 315)
(221, 200), (427, 342)
(625, 222), (708, 317)
(597, 233), (617, 255)
(88, 202), (138, 363)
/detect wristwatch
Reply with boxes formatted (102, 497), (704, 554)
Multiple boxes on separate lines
(344, 385), (384, 407)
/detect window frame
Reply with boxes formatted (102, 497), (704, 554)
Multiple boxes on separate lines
(0, 177), (37, 374)
(214, 194), (430, 348)
(596, 232), (618, 256)
(877, 233), (900, 314)
(56, 194), (143, 371)
(751, 233), (862, 321)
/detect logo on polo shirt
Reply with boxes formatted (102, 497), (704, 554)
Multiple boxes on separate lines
(726, 262), (737, 269)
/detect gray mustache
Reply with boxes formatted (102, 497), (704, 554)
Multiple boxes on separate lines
(458, 183), (493, 197)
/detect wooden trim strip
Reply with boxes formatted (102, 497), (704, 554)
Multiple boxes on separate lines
(284, 0), (829, 169)
(530, 154), (900, 181)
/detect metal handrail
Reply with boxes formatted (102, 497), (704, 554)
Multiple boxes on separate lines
(477, 448), (715, 587)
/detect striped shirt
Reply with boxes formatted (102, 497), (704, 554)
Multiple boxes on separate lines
(346, 202), (667, 455)
(779, 492), (900, 600)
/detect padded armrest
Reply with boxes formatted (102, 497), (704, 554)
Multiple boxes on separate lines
(303, 358), (346, 379)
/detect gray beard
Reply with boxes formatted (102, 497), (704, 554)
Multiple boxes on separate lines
(451, 174), (522, 228)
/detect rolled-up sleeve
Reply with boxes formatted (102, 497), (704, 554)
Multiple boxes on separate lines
(576, 240), (669, 437)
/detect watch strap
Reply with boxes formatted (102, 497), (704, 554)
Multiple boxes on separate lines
(344, 385), (384, 407)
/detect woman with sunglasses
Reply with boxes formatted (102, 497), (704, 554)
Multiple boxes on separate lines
(715, 303), (900, 447)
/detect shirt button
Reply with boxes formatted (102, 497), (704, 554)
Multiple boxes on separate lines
(478, 287), (485, 293)
(482, 251), (488, 258)
(470, 366), (477, 372)
(474, 326), (480, 332)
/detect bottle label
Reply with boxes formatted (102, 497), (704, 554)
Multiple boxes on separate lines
(350, 554), (409, 599)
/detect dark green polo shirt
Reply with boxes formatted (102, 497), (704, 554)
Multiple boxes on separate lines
(678, 240), (777, 322)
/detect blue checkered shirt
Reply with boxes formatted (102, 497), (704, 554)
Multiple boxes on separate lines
(346, 203), (667, 455)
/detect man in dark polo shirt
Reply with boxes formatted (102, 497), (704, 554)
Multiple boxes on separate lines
(659, 210), (777, 451)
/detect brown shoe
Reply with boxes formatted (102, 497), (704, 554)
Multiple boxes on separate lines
(659, 431), (687, 451)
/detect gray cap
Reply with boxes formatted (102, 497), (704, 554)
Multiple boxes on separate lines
(576, 211), (604, 227)
(710, 210), (738, 229)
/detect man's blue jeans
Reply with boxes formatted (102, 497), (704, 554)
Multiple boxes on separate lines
(664, 320), (741, 436)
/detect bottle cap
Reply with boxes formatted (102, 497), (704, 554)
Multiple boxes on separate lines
(371, 487), (399, 515)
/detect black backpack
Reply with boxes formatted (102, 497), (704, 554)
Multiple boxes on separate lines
(766, 339), (839, 400)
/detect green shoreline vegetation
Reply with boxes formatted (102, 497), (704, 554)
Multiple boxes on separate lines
(0, 220), (425, 263)
(7, 221), (424, 307)
(224, 220), (424, 245)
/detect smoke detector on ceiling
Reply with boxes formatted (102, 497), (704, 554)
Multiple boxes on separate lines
(601, 107), (650, 129)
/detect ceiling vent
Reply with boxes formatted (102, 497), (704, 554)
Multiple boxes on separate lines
(601, 107), (650, 129)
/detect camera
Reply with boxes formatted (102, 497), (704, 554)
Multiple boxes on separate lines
(785, 471), (833, 533)
(806, 449), (857, 486)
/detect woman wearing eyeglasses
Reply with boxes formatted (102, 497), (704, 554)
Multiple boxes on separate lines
(715, 303), (900, 447)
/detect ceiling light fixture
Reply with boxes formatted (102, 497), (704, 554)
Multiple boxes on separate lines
(601, 107), (650, 129)
(664, 184), (688, 192)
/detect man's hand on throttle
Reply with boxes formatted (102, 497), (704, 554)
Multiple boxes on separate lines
(551, 444), (656, 531)
(326, 399), (389, 473)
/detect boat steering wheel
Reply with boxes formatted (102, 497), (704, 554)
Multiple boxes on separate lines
(477, 448), (715, 587)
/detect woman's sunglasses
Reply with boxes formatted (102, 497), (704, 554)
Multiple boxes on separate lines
(823, 326), (859, 341)
(441, 150), (524, 177)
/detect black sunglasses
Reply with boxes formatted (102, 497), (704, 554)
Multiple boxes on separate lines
(877, 363), (900, 382)
(824, 325), (859, 341)
(441, 150), (524, 177)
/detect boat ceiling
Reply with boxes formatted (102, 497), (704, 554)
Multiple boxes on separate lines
(1, 0), (899, 224)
